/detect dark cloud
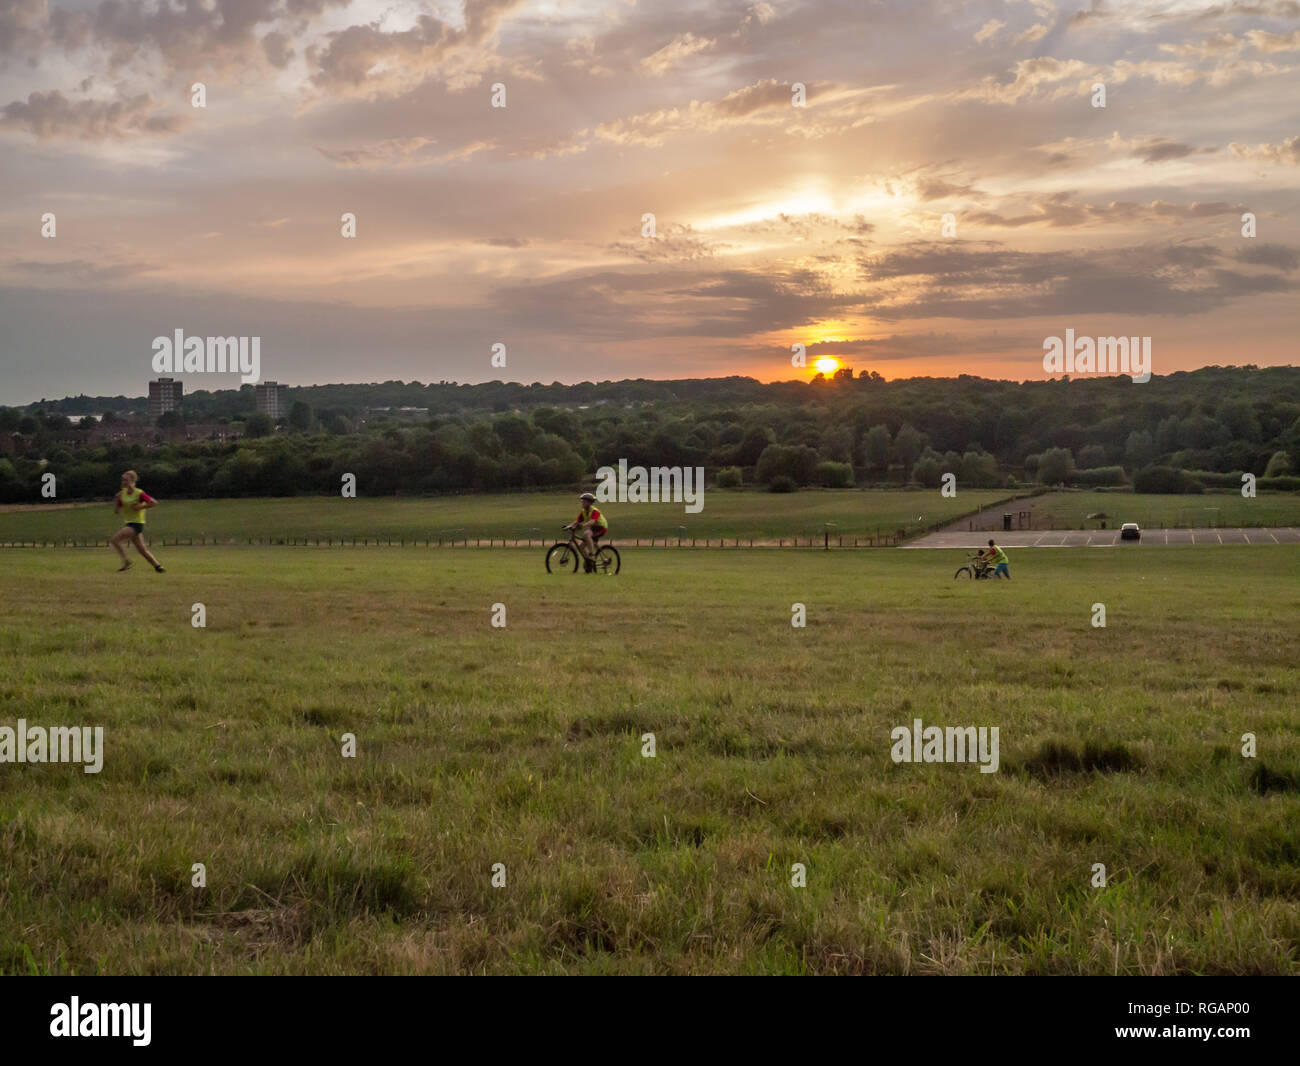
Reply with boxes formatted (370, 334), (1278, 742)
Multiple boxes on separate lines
(12, 258), (157, 282)
(915, 178), (984, 202)
(308, 0), (525, 95)
(964, 197), (1241, 228)
(0, 89), (188, 139)
(803, 331), (1032, 360)
(1235, 242), (1300, 270)
(1130, 136), (1210, 164)
(860, 240), (1292, 320)
(313, 136), (435, 168)
(262, 30), (293, 69)
(489, 266), (855, 342)
(0, 0), (45, 53)
(46, 0), (286, 73)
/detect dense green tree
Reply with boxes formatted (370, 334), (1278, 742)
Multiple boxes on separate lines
(288, 401), (314, 432)
(911, 448), (944, 488)
(862, 425), (892, 475)
(960, 448), (999, 488)
(756, 444), (819, 486)
(1264, 450), (1292, 478)
(893, 423), (927, 470)
(1124, 430), (1157, 470)
(1038, 447), (1075, 485)
(243, 412), (275, 438)
(1077, 444), (1107, 469)
(819, 425), (854, 463)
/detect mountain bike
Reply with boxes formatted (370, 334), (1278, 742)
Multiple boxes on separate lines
(954, 551), (993, 579)
(545, 526), (621, 575)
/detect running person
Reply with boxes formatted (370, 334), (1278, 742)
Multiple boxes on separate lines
(986, 538), (1010, 580)
(111, 470), (165, 572)
(566, 492), (608, 572)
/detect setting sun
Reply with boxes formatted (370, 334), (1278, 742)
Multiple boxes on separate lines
(814, 357), (841, 375)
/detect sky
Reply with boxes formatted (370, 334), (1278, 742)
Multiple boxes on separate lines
(1, 0), (1297, 404)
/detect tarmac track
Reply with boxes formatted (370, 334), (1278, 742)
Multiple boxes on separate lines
(904, 527), (1300, 548)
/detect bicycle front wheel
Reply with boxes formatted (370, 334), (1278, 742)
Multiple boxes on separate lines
(593, 544), (620, 575)
(954, 566), (973, 579)
(545, 543), (578, 574)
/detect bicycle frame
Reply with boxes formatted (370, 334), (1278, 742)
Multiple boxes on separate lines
(547, 525), (620, 575)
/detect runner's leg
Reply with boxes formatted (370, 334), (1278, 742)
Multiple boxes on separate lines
(132, 532), (162, 568)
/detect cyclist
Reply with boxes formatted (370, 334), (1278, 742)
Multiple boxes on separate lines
(986, 538), (1010, 580)
(566, 492), (608, 573)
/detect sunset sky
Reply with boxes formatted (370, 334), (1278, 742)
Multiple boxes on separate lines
(2, 0), (1297, 404)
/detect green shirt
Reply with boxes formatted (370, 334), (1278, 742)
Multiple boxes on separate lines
(990, 545), (1009, 565)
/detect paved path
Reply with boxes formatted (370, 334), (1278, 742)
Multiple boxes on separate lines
(904, 527), (1300, 548)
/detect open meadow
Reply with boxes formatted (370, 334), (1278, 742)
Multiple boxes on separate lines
(0, 490), (1019, 545)
(1, 543), (1298, 974)
(6, 490), (1300, 548)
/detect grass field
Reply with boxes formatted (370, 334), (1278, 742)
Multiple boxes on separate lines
(4, 489), (1299, 548)
(0, 490), (1017, 544)
(2, 544), (1299, 974)
(1019, 491), (1300, 530)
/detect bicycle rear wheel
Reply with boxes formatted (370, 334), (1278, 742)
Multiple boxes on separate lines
(593, 544), (620, 575)
(545, 543), (578, 573)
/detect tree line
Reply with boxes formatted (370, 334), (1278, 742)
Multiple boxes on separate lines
(2, 366), (1298, 502)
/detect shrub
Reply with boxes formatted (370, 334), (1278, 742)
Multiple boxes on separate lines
(1182, 469), (1242, 489)
(768, 475), (797, 493)
(910, 449), (944, 488)
(960, 448), (999, 488)
(1037, 447), (1075, 486)
(1133, 465), (1205, 494)
(1072, 465), (1128, 487)
(756, 444), (819, 486)
(714, 466), (743, 488)
(1264, 451), (1293, 478)
(815, 461), (854, 488)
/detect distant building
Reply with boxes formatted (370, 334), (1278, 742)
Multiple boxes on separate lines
(148, 377), (183, 419)
(255, 381), (289, 419)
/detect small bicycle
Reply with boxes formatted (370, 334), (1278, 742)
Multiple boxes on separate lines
(954, 551), (994, 580)
(545, 526), (621, 575)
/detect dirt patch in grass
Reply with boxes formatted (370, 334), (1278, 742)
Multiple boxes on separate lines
(1015, 740), (1143, 779)
(1249, 764), (1300, 795)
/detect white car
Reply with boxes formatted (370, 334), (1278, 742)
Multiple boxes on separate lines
(1120, 522), (1140, 542)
